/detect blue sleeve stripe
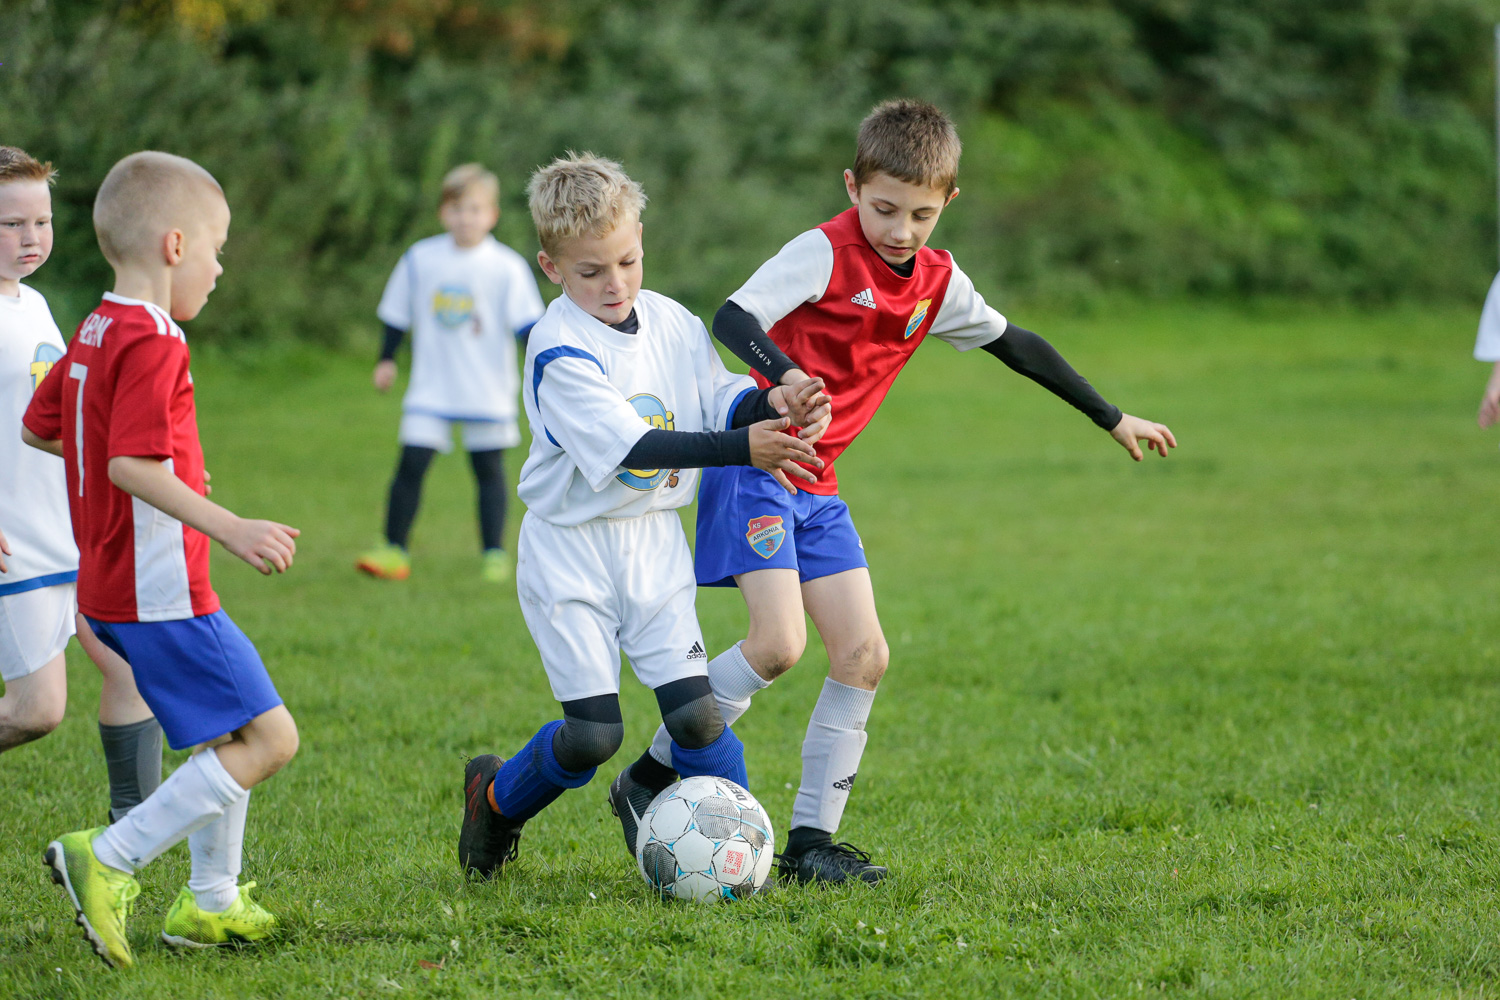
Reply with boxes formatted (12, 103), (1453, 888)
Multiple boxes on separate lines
(726, 385), (756, 430)
(0, 569), (79, 597)
(532, 346), (605, 409)
(516, 320), (537, 340)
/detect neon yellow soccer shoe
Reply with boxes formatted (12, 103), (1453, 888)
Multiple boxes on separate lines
(355, 542), (411, 581)
(481, 548), (512, 584)
(43, 827), (141, 969)
(161, 882), (277, 948)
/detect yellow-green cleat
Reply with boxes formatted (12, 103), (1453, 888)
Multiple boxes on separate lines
(356, 542), (411, 581)
(43, 827), (140, 969)
(161, 882), (277, 948)
(481, 548), (512, 583)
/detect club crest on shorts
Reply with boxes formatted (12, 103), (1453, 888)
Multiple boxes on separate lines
(904, 298), (932, 339)
(432, 285), (477, 331)
(745, 515), (786, 559)
(30, 342), (63, 391)
(617, 394), (675, 490)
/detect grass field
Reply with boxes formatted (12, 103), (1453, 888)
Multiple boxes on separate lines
(3, 301), (1498, 998)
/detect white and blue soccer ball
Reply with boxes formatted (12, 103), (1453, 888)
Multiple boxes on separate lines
(635, 775), (775, 903)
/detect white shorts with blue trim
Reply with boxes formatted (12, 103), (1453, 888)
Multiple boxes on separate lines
(516, 509), (709, 703)
(0, 581), (76, 682)
(399, 412), (519, 453)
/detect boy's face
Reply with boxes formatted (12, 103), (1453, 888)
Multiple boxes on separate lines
(844, 169), (958, 268)
(0, 180), (54, 290)
(440, 187), (500, 248)
(168, 193), (230, 321)
(537, 217), (643, 326)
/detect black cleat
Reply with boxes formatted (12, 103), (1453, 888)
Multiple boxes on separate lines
(776, 840), (887, 885)
(607, 764), (675, 860)
(459, 754), (523, 878)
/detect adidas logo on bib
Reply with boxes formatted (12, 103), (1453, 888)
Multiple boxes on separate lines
(850, 287), (876, 309)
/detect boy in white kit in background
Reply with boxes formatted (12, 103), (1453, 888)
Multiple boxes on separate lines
(358, 163), (546, 583)
(0, 145), (164, 823)
(458, 153), (831, 877)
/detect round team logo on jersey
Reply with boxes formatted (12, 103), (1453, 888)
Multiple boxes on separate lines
(745, 515), (786, 559)
(617, 394), (676, 490)
(431, 285), (478, 331)
(30, 342), (63, 391)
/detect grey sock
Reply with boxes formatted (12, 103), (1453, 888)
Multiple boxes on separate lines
(99, 718), (163, 822)
(790, 679), (875, 835)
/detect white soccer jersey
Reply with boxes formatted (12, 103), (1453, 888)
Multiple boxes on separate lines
(1476, 271), (1500, 361)
(518, 289), (755, 526)
(377, 233), (546, 425)
(728, 226), (1008, 351)
(0, 284), (78, 596)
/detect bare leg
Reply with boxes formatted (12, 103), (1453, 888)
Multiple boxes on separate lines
(75, 615), (152, 726)
(800, 568), (889, 691)
(0, 652), (66, 752)
(213, 705), (299, 790)
(734, 568), (809, 680)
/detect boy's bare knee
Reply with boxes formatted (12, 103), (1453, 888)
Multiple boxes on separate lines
(750, 637), (805, 679)
(833, 635), (889, 689)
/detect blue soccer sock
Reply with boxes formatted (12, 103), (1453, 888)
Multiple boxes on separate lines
(670, 725), (749, 789)
(490, 720), (596, 823)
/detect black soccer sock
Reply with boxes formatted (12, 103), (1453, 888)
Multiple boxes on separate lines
(99, 718), (163, 823)
(469, 448), (507, 553)
(384, 445), (437, 549)
(784, 825), (832, 858)
(628, 748), (678, 793)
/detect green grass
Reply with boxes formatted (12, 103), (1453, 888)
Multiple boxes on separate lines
(3, 301), (1499, 998)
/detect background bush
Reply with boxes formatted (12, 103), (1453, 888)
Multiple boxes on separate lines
(4, 0), (1498, 343)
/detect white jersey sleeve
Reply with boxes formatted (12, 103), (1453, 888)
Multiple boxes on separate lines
(534, 352), (654, 492)
(501, 254), (546, 335)
(928, 256), (1007, 351)
(1477, 271), (1500, 361)
(376, 250), (416, 330)
(727, 229), (835, 331)
(692, 322), (757, 430)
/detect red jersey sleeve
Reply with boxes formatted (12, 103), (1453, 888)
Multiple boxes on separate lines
(22, 344), (67, 440)
(108, 333), (186, 461)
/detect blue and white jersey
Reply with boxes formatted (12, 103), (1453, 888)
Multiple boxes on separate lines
(377, 233), (545, 426)
(519, 289), (754, 526)
(0, 283), (78, 595)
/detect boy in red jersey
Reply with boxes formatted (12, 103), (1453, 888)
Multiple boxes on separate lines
(609, 100), (1175, 884)
(23, 152), (301, 968)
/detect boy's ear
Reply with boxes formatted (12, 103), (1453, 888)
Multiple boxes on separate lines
(162, 228), (186, 266)
(843, 169), (859, 205)
(945, 186), (960, 207)
(536, 250), (564, 286)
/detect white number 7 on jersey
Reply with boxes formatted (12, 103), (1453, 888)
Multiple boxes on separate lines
(69, 362), (87, 497)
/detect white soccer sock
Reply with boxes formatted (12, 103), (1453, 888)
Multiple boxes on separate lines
(790, 678), (875, 834)
(648, 642), (770, 767)
(93, 747), (247, 873)
(189, 788), (250, 912)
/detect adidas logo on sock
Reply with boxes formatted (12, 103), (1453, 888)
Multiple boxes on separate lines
(832, 772), (858, 791)
(687, 641), (707, 660)
(850, 287), (876, 309)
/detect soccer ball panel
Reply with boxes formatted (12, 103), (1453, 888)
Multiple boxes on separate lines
(712, 840), (753, 883)
(639, 841), (678, 891)
(693, 799), (741, 840)
(648, 797), (694, 842)
(673, 871), (722, 904)
(752, 835), (774, 885)
(670, 829), (715, 874)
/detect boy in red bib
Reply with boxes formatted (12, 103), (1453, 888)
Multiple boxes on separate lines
(610, 100), (1175, 884)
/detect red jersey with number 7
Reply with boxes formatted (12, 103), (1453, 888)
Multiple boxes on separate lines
(23, 293), (219, 622)
(727, 207), (1009, 495)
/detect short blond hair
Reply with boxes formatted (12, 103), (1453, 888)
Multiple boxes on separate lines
(0, 146), (57, 187)
(527, 152), (646, 257)
(440, 163), (499, 207)
(93, 151), (224, 267)
(853, 99), (962, 194)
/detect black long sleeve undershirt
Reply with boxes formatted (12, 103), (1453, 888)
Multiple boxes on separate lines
(378, 322), (406, 362)
(713, 301), (799, 384)
(619, 388), (777, 469)
(984, 324), (1122, 430)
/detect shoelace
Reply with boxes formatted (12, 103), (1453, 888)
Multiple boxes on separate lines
(113, 876), (141, 923)
(234, 882), (275, 928)
(775, 841), (875, 871)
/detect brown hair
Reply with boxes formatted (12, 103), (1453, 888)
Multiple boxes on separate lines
(0, 146), (57, 186)
(852, 100), (962, 194)
(93, 151), (224, 266)
(527, 152), (646, 257)
(440, 163), (500, 207)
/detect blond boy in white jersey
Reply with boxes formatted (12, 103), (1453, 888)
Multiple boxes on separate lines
(0, 146), (164, 821)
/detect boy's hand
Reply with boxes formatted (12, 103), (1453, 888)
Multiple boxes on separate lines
(749, 417), (823, 493)
(1110, 413), (1176, 461)
(768, 377), (833, 445)
(0, 526), (9, 574)
(203, 470), (212, 496)
(221, 516), (301, 575)
(1478, 361), (1500, 428)
(373, 360), (397, 393)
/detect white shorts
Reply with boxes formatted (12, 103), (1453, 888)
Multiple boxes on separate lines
(0, 581), (76, 682)
(399, 412), (519, 453)
(516, 509), (709, 702)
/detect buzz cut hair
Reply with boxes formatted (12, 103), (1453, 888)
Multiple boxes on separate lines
(93, 151), (224, 267)
(0, 146), (58, 186)
(527, 152), (646, 257)
(853, 99), (962, 194)
(440, 163), (500, 207)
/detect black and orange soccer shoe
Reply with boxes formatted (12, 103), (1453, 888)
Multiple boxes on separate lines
(459, 754), (523, 878)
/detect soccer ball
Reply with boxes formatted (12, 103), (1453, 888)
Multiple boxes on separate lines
(635, 775), (775, 902)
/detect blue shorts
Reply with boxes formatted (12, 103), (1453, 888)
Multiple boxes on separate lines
(695, 466), (868, 587)
(85, 610), (282, 751)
